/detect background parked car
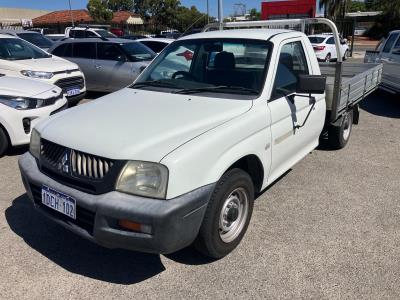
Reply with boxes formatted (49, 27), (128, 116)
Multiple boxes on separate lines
(0, 30), (54, 51)
(0, 75), (67, 156)
(45, 34), (66, 42)
(49, 38), (156, 92)
(122, 34), (147, 40)
(65, 26), (116, 38)
(137, 38), (173, 54)
(308, 34), (349, 62)
(0, 34), (86, 106)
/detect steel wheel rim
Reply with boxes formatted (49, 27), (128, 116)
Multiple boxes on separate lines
(343, 113), (351, 141)
(219, 187), (249, 243)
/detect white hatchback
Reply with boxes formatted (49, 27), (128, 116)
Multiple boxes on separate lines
(0, 34), (86, 106)
(308, 34), (349, 62)
(0, 75), (67, 156)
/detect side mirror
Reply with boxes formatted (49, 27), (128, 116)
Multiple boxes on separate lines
(296, 74), (326, 94)
(117, 54), (126, 62)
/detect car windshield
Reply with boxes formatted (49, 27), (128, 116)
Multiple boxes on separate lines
(95, 29), (117, 38)
(0, 38), (51, 60)
(17, 32), (53, 48)
(120, 42), (156, 61)
(308, 37), (326, 44)
(131, 38), (271, 98)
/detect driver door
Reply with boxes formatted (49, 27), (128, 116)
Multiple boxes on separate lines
(267, 39), (326, 183)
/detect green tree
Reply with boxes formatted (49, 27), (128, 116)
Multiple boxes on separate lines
(108, 0), (134, 11)
(348, 1), (366, 12)
(249, 8), (261, 21)
(319, 0), (350, 20)
(367, 0), (400, 38)
(87, 0), (113, 22)
(175, 5), (208, 32)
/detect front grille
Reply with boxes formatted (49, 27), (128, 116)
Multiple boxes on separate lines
(30, 183), (95, 235)
(71, 149), (114, 179)
(39, 139), (124, 195)
(54, 76), (84, 94)
(41, 139), (66, 168)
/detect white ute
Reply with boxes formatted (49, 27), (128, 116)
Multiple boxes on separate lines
(19, 19), (382, 258)
(0, 75), (67, 156)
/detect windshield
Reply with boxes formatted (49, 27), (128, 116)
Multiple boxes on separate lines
(121, 42), (156, 61)
(308, 37), (326, 44)
(132, 38), (271, 98)
(17, 32), (53, 48)
(95, 29), (117, 38)
(0, 38), (51, 60)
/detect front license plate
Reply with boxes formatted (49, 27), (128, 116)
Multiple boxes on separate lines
(41, 185), (76, 219)
(66, 88), (80, 97)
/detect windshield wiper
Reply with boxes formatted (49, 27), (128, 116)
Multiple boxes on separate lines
(173, 86), (259, 95)
(130, 80), (179, 89)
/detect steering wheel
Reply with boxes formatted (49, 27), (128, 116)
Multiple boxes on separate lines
(172, 71), (196, 81)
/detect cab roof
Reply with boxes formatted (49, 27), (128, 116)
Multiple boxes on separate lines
(178, 29), (297, 41)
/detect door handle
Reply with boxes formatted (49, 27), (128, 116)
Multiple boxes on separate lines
(95, 65), (102, 69)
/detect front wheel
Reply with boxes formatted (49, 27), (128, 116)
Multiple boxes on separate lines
(328, 110), (353, 149)
(0, 126), (9, 157)
(194, 168), (254, 258)
(325, 53), (331, 62)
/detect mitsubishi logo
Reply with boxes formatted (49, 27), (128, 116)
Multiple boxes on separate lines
(57, 150), (70, 173)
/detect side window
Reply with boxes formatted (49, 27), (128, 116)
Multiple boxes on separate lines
(70, 30), (85, 38)
(326, 37), (335, 45)
(142, 41), (165, 53)
(383, 33), (399, 53)
(52, 44), (67, 56)
(272, 41), (309, 99)
(97, 43), (125, 61)
(392, 35), (400, 51)
(86, 31), (97, 38)
(72, 43), (96, 59)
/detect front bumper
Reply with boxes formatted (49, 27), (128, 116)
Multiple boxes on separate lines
(19, 152), (214, 254)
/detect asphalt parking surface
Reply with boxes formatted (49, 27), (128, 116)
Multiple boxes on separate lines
(0, 90), (399, 299)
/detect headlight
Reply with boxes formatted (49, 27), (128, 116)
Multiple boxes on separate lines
(21, 70), (54, 79)
(29, 129), (41, 159)
(0, 95), (46, 110)
(116, 161), (168, 199)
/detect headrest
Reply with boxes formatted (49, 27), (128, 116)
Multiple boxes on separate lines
(279, 53), (293, 70)
(214, 51), (235, 69)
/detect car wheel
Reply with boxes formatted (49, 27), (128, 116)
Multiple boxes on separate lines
(194, 168), (254, 258)
(325, 53), (331, 62)
(0, 126), (9, 157)
(328, 110), (353, 149)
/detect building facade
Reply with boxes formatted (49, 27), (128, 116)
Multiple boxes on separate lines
(261, 0), (317, 20)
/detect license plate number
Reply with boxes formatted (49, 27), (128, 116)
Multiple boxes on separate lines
(66, 88), (80, 97)
(41, 185), (76, 219)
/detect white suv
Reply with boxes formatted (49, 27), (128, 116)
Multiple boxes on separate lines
(0, 75), (67, 156)
(0, 34), (86, 106)
(65, 27), (116, 39)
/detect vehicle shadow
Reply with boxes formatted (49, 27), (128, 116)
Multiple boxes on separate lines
(5, 194), (166, 285)
(6, 145), (28, 157)
(360, 90), (400, 119)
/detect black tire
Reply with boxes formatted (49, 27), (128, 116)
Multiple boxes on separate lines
(325, 53), (331, 62)
(0, 126), (9, 157)
(194, 168), (254, 258)
(328, 110), (353, 149)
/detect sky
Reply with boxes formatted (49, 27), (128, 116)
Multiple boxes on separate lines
(0, 0), (279, 17)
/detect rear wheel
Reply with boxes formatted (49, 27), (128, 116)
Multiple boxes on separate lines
(0, 126), (9, 157)
(325, 53), (331, 62)
(194, 168), (254, 258)
(328, 110), (353, 149)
